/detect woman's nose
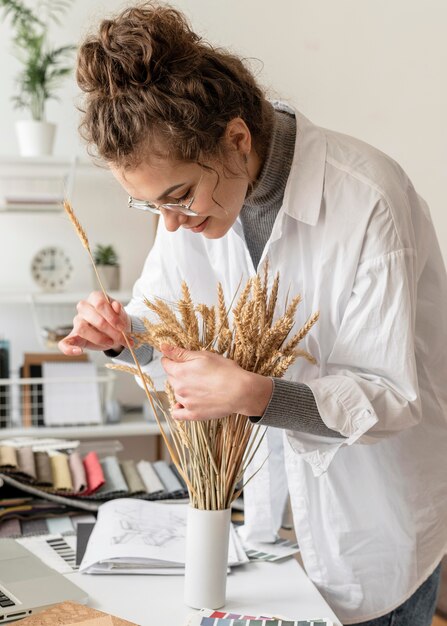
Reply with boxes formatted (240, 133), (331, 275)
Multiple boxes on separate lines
(162, 210), (188, 232)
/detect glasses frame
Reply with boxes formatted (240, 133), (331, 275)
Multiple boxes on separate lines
(128, 173), (203, 217)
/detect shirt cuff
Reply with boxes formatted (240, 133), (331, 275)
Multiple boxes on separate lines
(249, 378), (345, 439)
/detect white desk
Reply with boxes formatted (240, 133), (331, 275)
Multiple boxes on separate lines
(67, 559), (341, 626)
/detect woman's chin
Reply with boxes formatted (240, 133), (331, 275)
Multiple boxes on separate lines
(201, 224), (230, 240)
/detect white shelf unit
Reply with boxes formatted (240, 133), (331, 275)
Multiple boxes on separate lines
(0, 289), (161, 441)
(0, 367), (116, 429)
(0, 156), (93, 213)
(0, 416), (165, 440)
(0, 290), (132, 304)
(0, 156), (157, 446)
(0, 290), (132, 350)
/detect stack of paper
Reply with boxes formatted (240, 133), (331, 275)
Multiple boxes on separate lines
(42, 362), (102, 426)
(80, 499), (248, 574)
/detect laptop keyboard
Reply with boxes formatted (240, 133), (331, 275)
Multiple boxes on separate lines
(0, 591), (15, 608)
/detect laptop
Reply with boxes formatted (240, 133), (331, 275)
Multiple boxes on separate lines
(0, 539), (88, 622)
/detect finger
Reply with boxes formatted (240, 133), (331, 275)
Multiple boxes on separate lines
(58, 333), (87, 356)
(73, 318), (118, 349)
(87, 293), (127, 332)
(171, 406), (197, 421)
(76, 302), (123, 345)
(160, 343), (194, 362)
(171, 406), (213, 421)
(161, 356), (179, 376)
(111, 300), (131, 332)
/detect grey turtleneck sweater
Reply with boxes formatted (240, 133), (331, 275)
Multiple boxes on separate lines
(107, 108), (342, 439)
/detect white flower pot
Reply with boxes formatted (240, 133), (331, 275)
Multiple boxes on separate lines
(184, 506), (231, 610)
(94, 265), (121, 291)
(15, 120), (56, 157)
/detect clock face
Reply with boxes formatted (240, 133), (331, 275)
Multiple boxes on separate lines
(31, 246), (73, 292)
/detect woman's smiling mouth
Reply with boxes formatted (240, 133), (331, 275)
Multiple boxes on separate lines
(188, 217), (209, 233)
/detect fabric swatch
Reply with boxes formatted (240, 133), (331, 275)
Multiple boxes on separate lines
(34, 451), (53, 486)
(153, 459), (182, 492)
(170, 462), (187, 490)
(82, 451), (105, 494)
(0, 518), (21, 537)
(75, 522), (95, 566)
(0, 445), (17, 468)
(21, 518), (49, 536)
(46, 516), (75, 535)
(120, 460), (145, 494)
(50, 453), (73, 491)
(68, 450), (87, 493)
(17, 446), (36, 479)
(70, 514), (97, 529)
(96, 456), (129, 495)
(136, 460), (164, 494)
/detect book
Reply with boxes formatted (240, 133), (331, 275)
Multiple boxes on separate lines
(79, 498), (249, 575)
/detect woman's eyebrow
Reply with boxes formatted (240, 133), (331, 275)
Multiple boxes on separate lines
(156, 183), (186, 201)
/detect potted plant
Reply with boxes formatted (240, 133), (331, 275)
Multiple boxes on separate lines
(93, 244), (121, 291)
(0, 0), (75, 156)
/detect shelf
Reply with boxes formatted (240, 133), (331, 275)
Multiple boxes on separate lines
(0, 203), (64, 213)
(0, 415), (166, 439)
(0, 155), (94, 166)
(0, 290), (132, 304)
(0, 156), (86, 214)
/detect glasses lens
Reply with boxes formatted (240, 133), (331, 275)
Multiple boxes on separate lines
(129, 198), (159, 213)
(161, 204), (198, 216)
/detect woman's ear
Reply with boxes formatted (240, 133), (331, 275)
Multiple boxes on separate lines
(224, 117), (252, 157)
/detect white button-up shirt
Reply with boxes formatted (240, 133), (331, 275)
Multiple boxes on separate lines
(126, 103), (447, 623)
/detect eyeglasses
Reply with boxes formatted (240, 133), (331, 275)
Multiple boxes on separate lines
(128, 173), (203, 216)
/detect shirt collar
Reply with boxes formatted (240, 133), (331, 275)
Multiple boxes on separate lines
(279, 103), (327, 226)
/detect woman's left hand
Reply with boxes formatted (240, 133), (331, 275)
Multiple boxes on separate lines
(160, 344), (273, 421)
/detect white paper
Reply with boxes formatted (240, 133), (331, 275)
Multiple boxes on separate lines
(80, 499), (248, 574)
(42, 362), (102, 426)
(17, 534), (77, 574)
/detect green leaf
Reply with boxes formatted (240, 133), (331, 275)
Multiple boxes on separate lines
(1, 0), (74, 118)
(93, 245), (120, 266)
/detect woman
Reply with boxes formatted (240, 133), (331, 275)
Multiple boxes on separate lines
(59, 3), (447, 624)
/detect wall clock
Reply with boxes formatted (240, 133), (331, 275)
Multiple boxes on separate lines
(31, 246), (73, 292)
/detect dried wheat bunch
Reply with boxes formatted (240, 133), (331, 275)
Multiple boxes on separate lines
(108, 266), (319, 510)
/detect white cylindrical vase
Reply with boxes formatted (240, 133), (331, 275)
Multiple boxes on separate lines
(184, 506), (231, 610)
(15, 120), (56, 157)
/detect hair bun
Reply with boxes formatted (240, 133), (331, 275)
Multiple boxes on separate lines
(77, 5), (202, 95)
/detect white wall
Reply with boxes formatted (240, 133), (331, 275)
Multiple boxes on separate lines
(0, 0), (446, 388)
(1, 0), (445, 254)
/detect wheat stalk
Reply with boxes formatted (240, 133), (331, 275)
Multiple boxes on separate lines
(64, 199), (319, 510)
(117, 273), (319, 510)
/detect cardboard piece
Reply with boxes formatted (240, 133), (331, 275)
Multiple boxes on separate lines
(17, 601), (137, 625)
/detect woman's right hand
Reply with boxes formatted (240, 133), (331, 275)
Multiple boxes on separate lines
(58, 291), (132, 356)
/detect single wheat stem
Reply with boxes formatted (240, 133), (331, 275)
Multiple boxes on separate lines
(63, 200), (196, 496)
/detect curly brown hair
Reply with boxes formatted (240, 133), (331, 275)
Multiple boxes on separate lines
(76, 2), (273, 170)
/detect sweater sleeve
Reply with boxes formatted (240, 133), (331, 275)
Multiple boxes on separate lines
(103, 315), (153, 365)
(249, 378), (346, 438)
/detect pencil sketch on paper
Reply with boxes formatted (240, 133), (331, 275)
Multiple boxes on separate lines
(109, 501), (187, 547)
